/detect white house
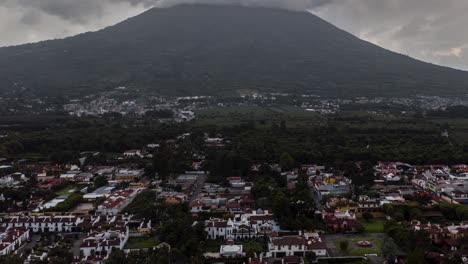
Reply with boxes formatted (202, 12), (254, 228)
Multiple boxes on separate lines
(205, 209), (280, 240)
(0, 215), (84, 233)
(268, 234), (327, 258)
(190, 200), (204, 213)
(80, 228), (129, 260)
(0, 226), (30, 255)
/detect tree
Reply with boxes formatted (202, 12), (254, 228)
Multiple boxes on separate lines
(93, 176), (108, 188)
(304, 251), (317, 264)
(339, 240), (349, 253)
(48, 246), (74, 264)
(0, 255), (24, 264)
(382, 237), (398, 263)
(362, 212), (374, 222)
(106, 249), (128, 264)
(280, 152), (295, 171)
(406, 249), (425, 264)
(272, 191), (289, 219)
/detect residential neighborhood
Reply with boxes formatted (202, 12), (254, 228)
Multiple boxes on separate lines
(1, 126), (467, 264)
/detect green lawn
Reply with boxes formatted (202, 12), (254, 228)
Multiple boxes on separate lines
(55, 185), (79, 196)
(359, 218), (386, 233)
(124, 237), (160, 249)
(334, 237), (382, 256)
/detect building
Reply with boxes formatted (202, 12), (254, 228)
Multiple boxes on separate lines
(313, 175), (351, 199)
(205, 209), (280, 240)
(80, 229), (129, 261)
(123, 150), (143, 158)
(404, 220), (468, 245)
(0, 215), (84, 233)
(96, 188), (139, 215)
(190, 200), (204, 213)
(268, 233), (327, 258)
(83, 186), (115, 201)
(80, 215), (131, 262)
(0, 226), (30, 255)
(220, 243), (245, 257)
(34, 195), (69, 212)
(114, 169), (143, 182)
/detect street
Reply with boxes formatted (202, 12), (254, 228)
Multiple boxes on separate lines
(16, 235), (41, 255)
(189, 173), (207, 202)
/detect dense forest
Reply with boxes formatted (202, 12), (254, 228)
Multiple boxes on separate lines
(1, 110), (467, 167)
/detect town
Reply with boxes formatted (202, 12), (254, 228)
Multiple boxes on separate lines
(0, 129), (467, 264)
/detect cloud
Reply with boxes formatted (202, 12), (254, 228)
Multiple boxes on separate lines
(115, 0), (336, 10)
(0, 0), (467, 70)
(311, 0), (468, 70)
(20, 9), (42, 25)
(434, 47), (463, 58)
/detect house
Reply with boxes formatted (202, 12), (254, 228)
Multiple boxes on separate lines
(225, 201), (242, 213)
(159, 191), (187, 204)
(38, 178), (63, 189)
(190, 200), (204, 213)
(268, 233), (327, 258)
(205, 138), (224, 147)
(0, 215), (84, 233)
(96, 188), (139, 215)
(313, 176), (351, 199)
(83, 186), (115, 201)
(74, 172), (94, 182)
(0, 173), (27, 187)
(34, 195), (69, 212)
(450, 190), (468, 204)
(60, 170), (81, 180)
(357, 195), (382, 214)
(0, 226), (30, 255)
(114, 169), (143, 182)
(123, 150), (142, 158)
(80, 228), (129, 261)
(205, 209), (280, 240)
(321, 210), (363, 233)
(80, 215), (132, 261)
(404, 221), (468, 245)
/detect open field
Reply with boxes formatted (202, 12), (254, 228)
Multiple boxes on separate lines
(359, 218), (386, 233)
(124, 237), (160, 249)
(55, 185), (79, 196)
(334, 236), (382, 256)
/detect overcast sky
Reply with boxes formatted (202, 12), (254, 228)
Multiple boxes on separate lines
(1, 0), (467, 70)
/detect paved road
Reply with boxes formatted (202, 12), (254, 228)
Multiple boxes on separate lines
(309, 183), (323, 210)
(16, 235), (41, 255)
(72, 234), (86, 257)
(189, 173), (207, 202)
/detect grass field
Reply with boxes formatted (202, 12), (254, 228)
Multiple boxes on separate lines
(55, 185), (79, 196)
(334, 237), (382, 256)
(124, 237), (160, 249)
(359, 218), (386, 233)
